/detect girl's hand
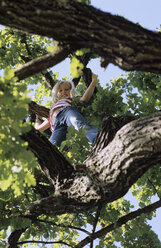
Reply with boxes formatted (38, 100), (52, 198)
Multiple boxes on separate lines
(80, 71), (98, 103)
(34, 115), (50, 131)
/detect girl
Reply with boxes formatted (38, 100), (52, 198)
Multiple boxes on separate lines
(35, 72), (98, 147)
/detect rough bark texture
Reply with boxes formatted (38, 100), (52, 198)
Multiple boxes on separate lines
(29, 101), (50, 118)
(22, 128), (74, 184)
(0, 0), (161, 75)
(20, 113), (161, 216)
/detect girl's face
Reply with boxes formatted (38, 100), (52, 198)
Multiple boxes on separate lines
(57, 82), (71, 100)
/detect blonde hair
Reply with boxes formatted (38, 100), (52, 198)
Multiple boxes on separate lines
(51, 80), (78, 104)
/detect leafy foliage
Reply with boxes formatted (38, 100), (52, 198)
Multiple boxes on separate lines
(0, 23), (161, 248)
(0, 68), (37, 196)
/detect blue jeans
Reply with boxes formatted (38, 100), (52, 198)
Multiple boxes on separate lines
(49, 106), (98, 147)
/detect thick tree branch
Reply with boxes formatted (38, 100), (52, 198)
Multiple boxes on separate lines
(22, 127), (74, 183)
(0, 0), (161, 73)
(14, 45), (72, 81)
(92, 115), (136, 153)
(7, 228), (27, 248)
(75, 199), (161, 248)
(21, 113), (161, 216)
(20, 33), (57, 88)
(28, 101), (49, 118)
(85, 113), (161, 195)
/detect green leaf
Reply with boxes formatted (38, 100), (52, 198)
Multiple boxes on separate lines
(0, 175), (13, 191)
(4, 67), (15, 80)
(24, 173), (36, 187)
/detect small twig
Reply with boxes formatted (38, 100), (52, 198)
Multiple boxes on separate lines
(35, 218), (91, 235)
(17, 240), (73, 247)
(147, 177), (161, 199)
(90, 204), (102, 248)
(20, 33), (32, 56)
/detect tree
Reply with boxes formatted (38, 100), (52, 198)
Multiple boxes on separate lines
(0, 0), (161, 247)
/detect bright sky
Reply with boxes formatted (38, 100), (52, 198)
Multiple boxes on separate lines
(91, 0), (161, 31)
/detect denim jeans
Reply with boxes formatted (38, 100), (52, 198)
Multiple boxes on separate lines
(49, 106), (98, 147)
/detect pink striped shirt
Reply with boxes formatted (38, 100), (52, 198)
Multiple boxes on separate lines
(48, 97), (72, 131)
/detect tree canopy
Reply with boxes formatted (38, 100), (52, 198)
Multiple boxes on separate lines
(0, 0), (161, 247)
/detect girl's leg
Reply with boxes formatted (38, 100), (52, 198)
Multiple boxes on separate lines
(49, 124), (67, 146)
(62, 107), (98, 145)
(82, 125), (98, 146)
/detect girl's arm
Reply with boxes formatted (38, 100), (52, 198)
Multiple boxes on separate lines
(34, 115), (50, 131)
(80, 72), (98, 103)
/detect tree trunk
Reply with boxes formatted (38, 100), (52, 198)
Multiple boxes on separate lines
(0, 0), (161, 74)
(21, 113), (161, 216)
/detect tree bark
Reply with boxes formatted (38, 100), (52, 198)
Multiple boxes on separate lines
(7, 228), (27, 248)
(22, 128), (74, 184)
(15, 45), (72, 81)
(0, 0), (161, 74)
(21, 112), (161, 216)
(28, 101), (50, 118)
